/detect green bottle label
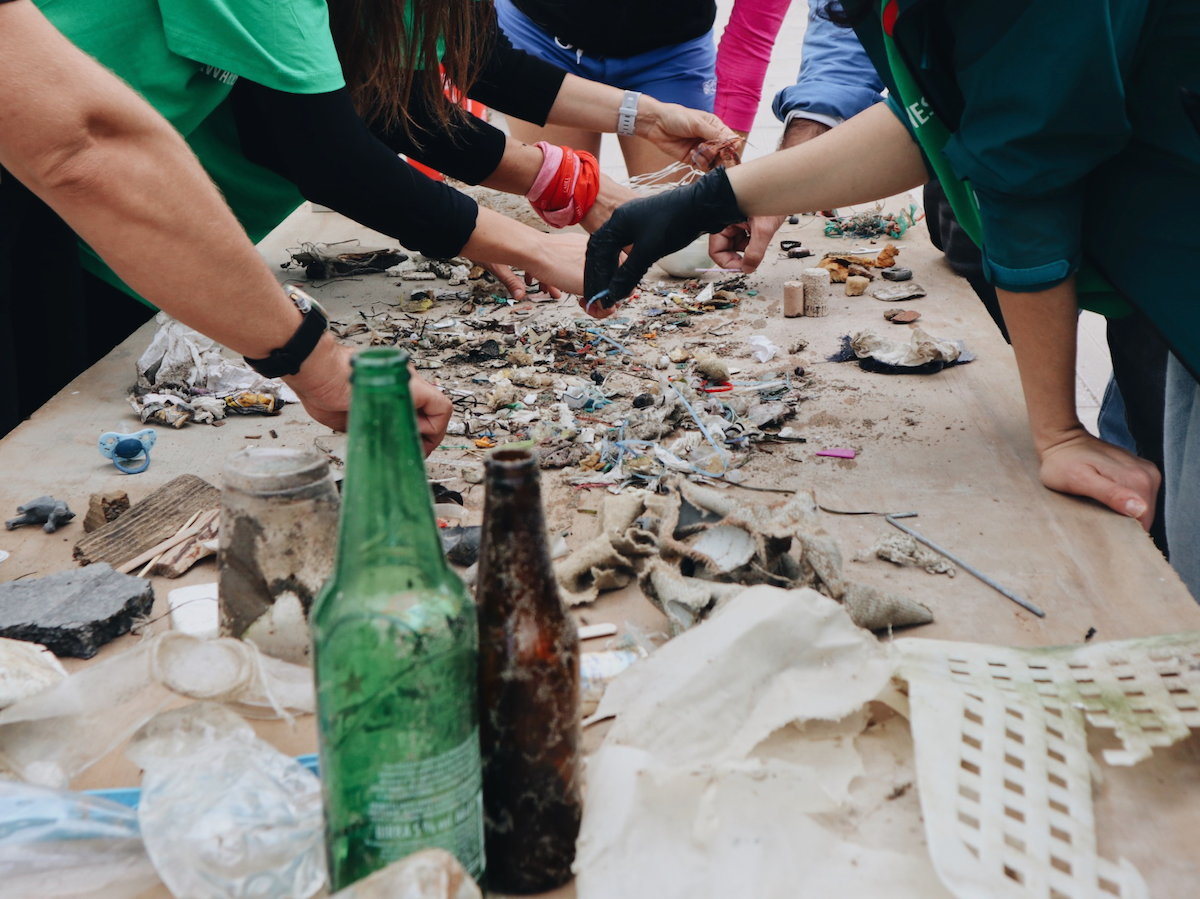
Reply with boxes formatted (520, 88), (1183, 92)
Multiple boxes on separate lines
(365, 730), (483, 856)
(316, 599), (484, 887)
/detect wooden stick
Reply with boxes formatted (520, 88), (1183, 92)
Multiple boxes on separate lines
(135, 509), (205, 577)
(118, 508), (217, 575)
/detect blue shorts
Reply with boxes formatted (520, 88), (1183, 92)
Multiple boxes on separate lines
(495, 0), (717, 112)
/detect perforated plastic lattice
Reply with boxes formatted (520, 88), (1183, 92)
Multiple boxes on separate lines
(896, 633), (1200, 899)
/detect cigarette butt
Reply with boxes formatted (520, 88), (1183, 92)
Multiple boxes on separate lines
(783, 280), (804, 318)
(801, 268), (830, 317)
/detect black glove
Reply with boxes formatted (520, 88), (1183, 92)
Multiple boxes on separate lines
(584, 167), (745, 307)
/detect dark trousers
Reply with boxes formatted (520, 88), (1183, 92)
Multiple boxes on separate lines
(925, 179), (1009, 343)
(1107, 313), (1170, 553)
(923, 179), (1169, 553)
(0, 173), (153, 438)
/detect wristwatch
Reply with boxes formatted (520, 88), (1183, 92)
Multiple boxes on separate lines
(243, 284), (329, 378)
(617, 90), (641, 136)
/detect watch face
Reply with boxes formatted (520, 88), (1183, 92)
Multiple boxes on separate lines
(284, 284), (329, 322)
(284, 283), (313, 314)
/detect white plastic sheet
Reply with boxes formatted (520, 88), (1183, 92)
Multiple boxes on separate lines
(576, 586), (948, 899)
(0, 633), (314, 787)
(127, 703), (324, 899)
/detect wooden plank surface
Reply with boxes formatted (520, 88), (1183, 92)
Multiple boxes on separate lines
(1, 204), (1196, 897)
(74, 474), (220, 567)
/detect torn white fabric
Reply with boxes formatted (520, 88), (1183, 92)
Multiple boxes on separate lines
(589, 585), (894, 765)
(575, 742), (948, 899)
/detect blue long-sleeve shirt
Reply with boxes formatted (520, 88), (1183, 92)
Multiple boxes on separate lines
(771, 0), (884, 128)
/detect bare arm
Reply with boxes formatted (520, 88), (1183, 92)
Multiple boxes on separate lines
(709, 117), (834, 271)
(545, 76), (737, 163)
(460, 206), (587, 297)
(997, 281), (1160, 529)
(0, 1), (448, 444)
(725, 103), (927, 216)
(585, 103), (927, 301)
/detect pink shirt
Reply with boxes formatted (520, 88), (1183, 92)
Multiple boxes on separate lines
(714, 0), (792, 133)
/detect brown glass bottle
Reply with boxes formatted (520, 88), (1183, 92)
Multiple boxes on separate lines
(475, 449), (582, 894)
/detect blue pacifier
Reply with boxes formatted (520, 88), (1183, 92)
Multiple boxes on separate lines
(99, 428), (157, 474)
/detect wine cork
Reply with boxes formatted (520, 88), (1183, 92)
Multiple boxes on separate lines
(801, 267), (830, 317)
(783, 280), (805, 318)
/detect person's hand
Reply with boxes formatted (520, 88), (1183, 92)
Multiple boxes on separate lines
(409, 366), (453, 456)
(476, 261), (564, 300)
(520, 231), (588, 297)
(1037, 426), (1161, 530)
(585, 167), (744, 305)
(703, 117), (825, 271)
(283, 335), (352, 432)
(708, 214), (787, 272)
(640, 99), (738, 166)
(580, 173), (639, 233)
(283, 337), (452, 456)
(576, 292), (622, 320)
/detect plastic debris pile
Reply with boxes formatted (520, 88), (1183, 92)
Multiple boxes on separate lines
(552, 479), (933, 633)
(131, 314), (298, 427)
(330, 272), (810, 492)
(823, 204), (919, 240)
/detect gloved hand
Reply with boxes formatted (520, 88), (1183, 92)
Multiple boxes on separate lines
(584, 167), (745, 308)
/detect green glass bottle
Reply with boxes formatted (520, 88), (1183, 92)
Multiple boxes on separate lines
(310, 347), (484, 891)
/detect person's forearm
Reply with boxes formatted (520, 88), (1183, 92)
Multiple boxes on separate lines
(545, 75), (665, 138)
(33, 133), (305, 361)
(233, 82), (478, 261)
(479, 139), (545, 195)
(713, 0), (791, 134)
(780, 117), (831, 149)
(995, 281), (1082, 452)
(726, 103), (926, 215)
(0, 3), (299, 360)
(459, 206), (548, 270)
(463, 11), (565, 125)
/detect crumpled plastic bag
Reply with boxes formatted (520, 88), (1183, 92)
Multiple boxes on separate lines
(554, 477), (932, 632)
(0, 780), (161, 899)
(748, 335), (780, 363)
(126, 703), (325, 899)
(136, 313), (298, 402)
(845, 328), (974, 374)
(555, 491), (658, 605)
(0, 632), (315, 788)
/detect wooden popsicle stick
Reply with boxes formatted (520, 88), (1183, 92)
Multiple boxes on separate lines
(118, 508), (218, 575)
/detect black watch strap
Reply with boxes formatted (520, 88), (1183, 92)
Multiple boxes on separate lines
(244, 286), (329, 378)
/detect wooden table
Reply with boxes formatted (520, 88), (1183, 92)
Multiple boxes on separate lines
(1, 204), (1196, 897)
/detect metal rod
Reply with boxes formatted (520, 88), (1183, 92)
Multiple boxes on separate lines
(884, 513), (1046, 618)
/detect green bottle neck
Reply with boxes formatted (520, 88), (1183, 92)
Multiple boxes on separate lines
(335, 352), (448, 585)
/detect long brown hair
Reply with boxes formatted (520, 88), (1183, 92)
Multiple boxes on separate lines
(328, 0), (494, 138)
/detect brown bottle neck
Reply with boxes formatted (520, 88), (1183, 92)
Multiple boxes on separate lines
(477, 451), (558, 607)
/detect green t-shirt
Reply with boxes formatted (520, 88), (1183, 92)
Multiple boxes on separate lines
(35, 0), (346, 303)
